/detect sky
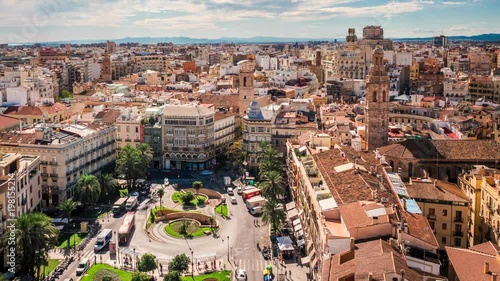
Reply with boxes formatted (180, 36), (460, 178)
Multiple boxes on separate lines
(0, 0), (499, 43)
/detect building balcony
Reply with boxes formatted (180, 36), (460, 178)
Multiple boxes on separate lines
(49, 161), (57, 165)
(453, 231), (463, 237)
(427, 215), (436, 220)
(454, 217), (464, 223)
(40, 160), (48, 165)
(50, 173), (58, 178)
(41, 172), (48, 177)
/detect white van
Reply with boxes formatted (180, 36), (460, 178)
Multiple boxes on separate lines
(250, 206), (263, 215)
(227, 187), (234, 195)
(76, 258), (90, 276)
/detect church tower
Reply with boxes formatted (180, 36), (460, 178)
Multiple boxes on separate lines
(238, 60), (255, 116)
(366, 47), (389, 151)
(100, 42), (112, 82)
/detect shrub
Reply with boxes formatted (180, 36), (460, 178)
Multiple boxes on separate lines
(92, 269), (121, 281)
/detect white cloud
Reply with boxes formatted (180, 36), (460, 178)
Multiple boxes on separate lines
(449, 25), (471, 32)
(442, 1), (466, 5)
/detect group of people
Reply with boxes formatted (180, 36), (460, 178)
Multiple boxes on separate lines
(123, 255), (135, 267)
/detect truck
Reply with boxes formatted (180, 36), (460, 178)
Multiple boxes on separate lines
(224, 176), (231, 187)
(94, 228), (113, 252)
(242, 187), (262, 200)
(245, 195), (267, 209)
(118, 212), (135, 245)
(112, 198), (128, 215)
(126, 196), (138, 211)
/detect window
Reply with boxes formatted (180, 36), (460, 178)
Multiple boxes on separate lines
(442, 237), (447, 244)
(126, 126), (130, 133)
(429, 208), (435, 216)
(456, 210), (462, 219)
(442, 223), (447, 230)
(454, 238), (461, 247)
(372, 91), (377, 102)
(442, 210), (448, 217)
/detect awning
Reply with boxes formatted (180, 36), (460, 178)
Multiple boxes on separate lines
(276, 236), (295, 251)
(293, 219), (301, 227)
(294, 224), (303, 232)
(295, 229), (304, 237)
(311, 254), (319, 269)
(301, 248), (316, 265)
(287, 208), (299, 220)
(286, 202), (296, 211)
(297, 239), (305, 247)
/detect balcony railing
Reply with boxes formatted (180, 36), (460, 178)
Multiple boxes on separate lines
(49, 161), (57, 165)
(50, 173), (58, 178)
(41, 172), (48, 177)
(40, 160), (48, 164)
(454, 217), (464, 223)
(427, 215), (436, 220)
(453, 231), (463, 237)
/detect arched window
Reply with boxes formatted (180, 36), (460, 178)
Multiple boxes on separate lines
(382, 91), (387, 102)
(243, 76), (247, 87)
(372, 91), (377, 102)
(408, 163), (413, 177)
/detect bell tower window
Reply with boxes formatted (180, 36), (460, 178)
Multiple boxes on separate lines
(243, 77), (247, 87)
(372, 91), (377, 102)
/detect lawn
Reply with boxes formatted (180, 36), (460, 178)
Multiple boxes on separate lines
(181, 270), (231, 281)
(164, 221), (213, 238)
(172, 191), (207, 205)
(215, 204), (228, 217)
(80, 264), (133, 281)
(57, 232), (87, 248)
(43, 259), (61, 276)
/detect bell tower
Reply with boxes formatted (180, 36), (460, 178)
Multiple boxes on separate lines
(238, 60), (255, 116)
(366, 47), (389, 151)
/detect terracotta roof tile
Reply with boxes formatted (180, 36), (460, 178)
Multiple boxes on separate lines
(446, 244), (500, 281)
(406, 179), (469, 203)
(0, 115), (21, 131)
(469, 241), (500, 256)
(402, 212), (439, 248)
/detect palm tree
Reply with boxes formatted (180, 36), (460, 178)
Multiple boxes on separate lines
(137, 143), (153, 175)
(97, 173), (117, 200)
(59, 199), (78, 226)
(157, 187), (165, 207)
(12, 212), (59, 280)
(116, 144), (142, 189)
(261, 199), (286, 234)
(76, 174), (101, 212)
(258, 170), (285, 201)
(192, 181), (203, 194)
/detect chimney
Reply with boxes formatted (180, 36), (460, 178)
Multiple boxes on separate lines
(493, 273), (498, 281)
(368, 272), (373, 281)
(350, 237), (355, 252)
(400, 269), (406, 281)
(485, 262), (490, 274)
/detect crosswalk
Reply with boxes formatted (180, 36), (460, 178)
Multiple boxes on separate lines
(234, 258), (272, 271)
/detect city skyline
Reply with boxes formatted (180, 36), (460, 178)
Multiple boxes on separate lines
(1, 0), (499, 43)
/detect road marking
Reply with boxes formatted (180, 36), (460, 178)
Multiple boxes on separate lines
(235, 258), (268, 271)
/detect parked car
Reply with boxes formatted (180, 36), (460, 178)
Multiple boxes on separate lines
(236, 269), (247, 281)
(237, 187), (243, 194)
(231, 196), (237, 204)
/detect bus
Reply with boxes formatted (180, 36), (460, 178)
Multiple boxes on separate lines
(112, 198), (128, 215)
(94, 228), (113, 252)
(126, 196), (138, 211)
(118, 212), (135, 245)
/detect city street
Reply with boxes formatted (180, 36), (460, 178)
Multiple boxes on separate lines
(52, 170), (305, 281)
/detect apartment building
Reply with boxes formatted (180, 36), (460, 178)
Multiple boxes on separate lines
(134, 55), (171, 72)
(162, 104), (215, 170)
(243, 101), (273, 171)
(457, 165), (493, 246)
(0, 153), (42, 271)
(406, 178), (469, 250)
(214, 112), (238, 154)
(468, 75), (500, 103)
(478, 168), (500, 245)
(0, 124), (116, 207)
(116, 107), (143, 150)
(3, 103), (73, 125)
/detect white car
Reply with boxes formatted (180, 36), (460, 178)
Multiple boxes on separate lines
(236, 269), (247, 281)
(237, 187), (243, 194)
(231, 196), (237, 204)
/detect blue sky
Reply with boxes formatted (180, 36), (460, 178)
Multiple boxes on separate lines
(0, 0), (498, 43)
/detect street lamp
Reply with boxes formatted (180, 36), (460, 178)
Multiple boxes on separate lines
(133, 248), (136, 271)
(227, 236), (230, 261)
(191, 250), (194, 277)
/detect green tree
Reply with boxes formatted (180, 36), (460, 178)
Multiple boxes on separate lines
(258, 144), (281, 177)
(59, 198), (78, 226)
(138, 253), (158, 273)
(258, 170), (285, 201)
(261, 199), (286, 234)
(157, 187), (165, 207)
(76, 174), (101, 212)
(192, 181), (203, 194)
(137, 143), (153, 175)
(116, 144), (142, 189)
(10, 213), (59, 279)
(131, 272), (151, 281)
(227, 138), (246, 173)
(168, 254), (190, 274)
(97, 173), (117, 200)
(180, 192), (195, 205)
(163, 271), (181, 281)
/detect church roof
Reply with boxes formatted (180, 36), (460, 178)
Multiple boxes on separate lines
(245, 100), (273, 121)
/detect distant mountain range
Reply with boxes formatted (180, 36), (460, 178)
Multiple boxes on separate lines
(10, 33), (500, 46)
